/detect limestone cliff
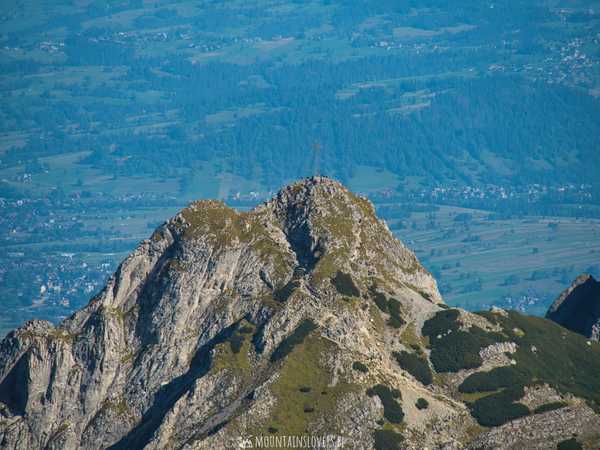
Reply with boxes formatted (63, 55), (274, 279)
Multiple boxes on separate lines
(0, 178), (599, 450)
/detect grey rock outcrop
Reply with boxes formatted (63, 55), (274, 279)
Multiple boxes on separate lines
(0, 178), (442, 449)
(0, 177), (598, 450)
(546, 274), (600, 341)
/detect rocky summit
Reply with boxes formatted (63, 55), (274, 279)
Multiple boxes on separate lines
(546, 274), (600, 341)
(1, 177), (600, 450)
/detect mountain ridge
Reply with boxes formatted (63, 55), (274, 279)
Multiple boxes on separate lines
(0, 177), (599, 450)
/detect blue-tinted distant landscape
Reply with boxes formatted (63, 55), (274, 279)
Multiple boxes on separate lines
(1, 0), (600, 335)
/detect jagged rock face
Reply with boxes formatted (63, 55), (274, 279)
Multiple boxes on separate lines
(0, 177), (599, 450)
(546, 274), (600, 341)
(0, 178), (440, 450)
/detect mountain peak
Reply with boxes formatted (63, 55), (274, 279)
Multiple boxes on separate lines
(546, 274), (600, 341)
(165, 177), (440, 303)
(266, 176), (376, 225)
(4, 180), (599, 450)
(0, 178), (445, 449)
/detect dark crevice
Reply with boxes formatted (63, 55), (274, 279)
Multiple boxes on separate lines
(273, 280), (301, 303)
(252, 321), (269, 355)
(0, 352), (30, 416)
(286, 222), (319, 270)
(280, 199), (324, 272)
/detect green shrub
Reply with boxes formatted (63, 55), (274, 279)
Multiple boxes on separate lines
(367, 384), (404, 423)
(387, 298), (405, 327)
(471, 399), (529, 427)
(557, 438), (582, 450)
(415, 398), (429, 410)
(534, 402), (567, 414)
(373, 430), (404, 450)
(331, 271), (360, 297)
(420, 291), (432, 301)
(428, 330), (484, 372)
(372, 292), (389, 313)
(477, 311), (600, 409)
(459, 366), (529, 393)
(270, 320), (318, 362)
(352, 361), (369, 373)
(423, 310), (507, 373)
(387, 316), (404, 329)
(469, 386), (529, 426)
(370, 290), (405, 327)
(388, 298), (402, 319)
(459, 310), (600, 422)
(393, 351), (433, 385)
(229, 334), (245, 354)
(422, 309), (460, 337)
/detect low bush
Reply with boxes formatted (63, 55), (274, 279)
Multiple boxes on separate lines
(415, 398), (429, 410)
(352, 361), (369, 373)
(469, 385), (529, 426)
(534, 402), (567, 414)
(331, 271), (360, 297)
(428, 330), (484, 372)
(372, 292), (388, 313)
(228, 322), (256, 354)
(423, 310), (507, 373)
(557, 438), (582, 450)
(422, 309), (460, 337)
(459, 366), (529, 393)
(477, 311), (600, 409)
(373, 430), (404, 450)
(387, 316), (404, 329)
(387, 298), (405, 328)
(393, 351), (433, 385)
(459, 310), (600, 423)
(367, 384), (404, 424)
(410, 344), (422, 354)
(370, 289), (405, 327)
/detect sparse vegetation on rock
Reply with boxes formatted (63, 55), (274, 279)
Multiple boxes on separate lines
(352, 361), (369, 373)
(0, 178), (598, 450)
(415, 398), (429, 410)
(393, 351), (432, 385)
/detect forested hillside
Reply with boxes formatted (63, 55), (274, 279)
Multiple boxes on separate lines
(1, 0), (600, 190)
(1, 0), (600, 334)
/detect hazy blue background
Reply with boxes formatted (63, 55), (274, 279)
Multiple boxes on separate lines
(1, 0), (600, 335)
